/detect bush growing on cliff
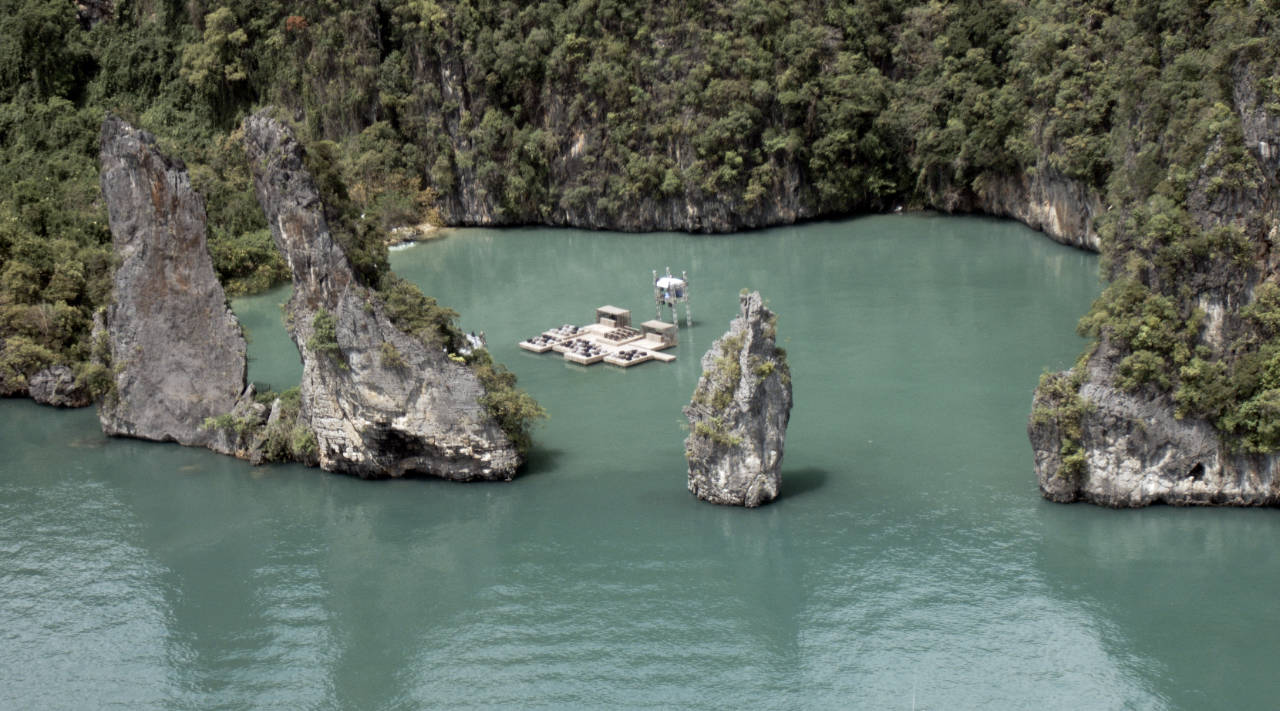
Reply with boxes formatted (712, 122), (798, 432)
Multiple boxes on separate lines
(301, 138), (390, 287)
(258, 386), (317, 463)
(200, 412), (258, 436)
(694, 331), (744, 411)
(378, 275), (463, 351)
(207, 228), (290, 295)
(306, 308), (344, 368)
(0, 335), (57, 391)
(1077, 280), (1202, 392)
(74, 361), (113, 400)
(379, 341), (407, 369)
(1032, 369), (1091, 483)
(468, 349), (546, 457)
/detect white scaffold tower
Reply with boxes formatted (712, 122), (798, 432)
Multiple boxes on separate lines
(653, 267), (692, 327)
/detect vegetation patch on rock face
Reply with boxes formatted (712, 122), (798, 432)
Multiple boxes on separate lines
(199, 385), (318, 464)
(1168, 281), (1280, 453)
(1031, 369), (1092, 483)
(259, 387), (317, 463)
(693, 331), (744, 412)
(469, 349), (546, 457)
(691, 416), (742, 447)
(305, 308), (344, 369)
(207, 227), (290, 295)
(1077, 280), (1203, 394)
(377, 275), (463, 352)
(300, 138), (390, 288)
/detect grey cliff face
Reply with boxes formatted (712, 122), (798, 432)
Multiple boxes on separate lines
(1031, 344), (1280, 507)
(97, 115), (249, 449)
(684, 291), (793, 507)
(1028, 61), (1280, 507)
(926, 168), (1103, 252)
(242, 111), (520, 480)
(967, 170), (1102, 251)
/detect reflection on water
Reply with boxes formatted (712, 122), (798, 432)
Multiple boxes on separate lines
(4, 216), (1274, 709)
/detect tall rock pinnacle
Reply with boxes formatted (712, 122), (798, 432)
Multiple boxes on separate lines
(684, 291), (793, 506)
(96, 116), (249, 448)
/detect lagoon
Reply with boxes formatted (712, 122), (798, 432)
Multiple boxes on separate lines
(4, 215), (1276, 709)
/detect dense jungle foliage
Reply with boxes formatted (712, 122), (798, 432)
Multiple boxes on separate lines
(2, 0), (1279, 453)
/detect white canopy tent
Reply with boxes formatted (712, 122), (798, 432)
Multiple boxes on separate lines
(653, 267), (692, 327)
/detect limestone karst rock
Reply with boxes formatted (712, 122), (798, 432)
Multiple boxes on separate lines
(1030, 340), (1280, 507)
(27, 366), (91, 408)
(97, 115), (251, 449)
(1027, 62), (1280, 507)
(242, 111), (522, 480)
(684, 291), (793, 507)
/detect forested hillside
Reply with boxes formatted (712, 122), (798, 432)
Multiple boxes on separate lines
(3, 0), (1280, 460)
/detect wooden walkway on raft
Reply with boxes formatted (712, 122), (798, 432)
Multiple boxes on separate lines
(518, 321), (677, 368)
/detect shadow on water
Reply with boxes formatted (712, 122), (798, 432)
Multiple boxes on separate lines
(517, 446), (563, 480)
(783, 467), (829, 498)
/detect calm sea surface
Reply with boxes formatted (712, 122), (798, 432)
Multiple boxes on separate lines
(5, 215), (1280, 709)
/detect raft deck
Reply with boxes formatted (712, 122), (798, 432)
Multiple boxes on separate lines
(518, 307), (679, 368)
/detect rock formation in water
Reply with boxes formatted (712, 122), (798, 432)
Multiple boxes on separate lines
(684, 291), (793, 507)
(97, 115), (253, 451)
(1028, 60), (1280, 507)
(243, 111), (522, 480)
(1031, 341), (1280, 507)
(27, 365), (91, 408)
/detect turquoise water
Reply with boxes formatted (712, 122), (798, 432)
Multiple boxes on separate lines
(5, 215), (1279, 709)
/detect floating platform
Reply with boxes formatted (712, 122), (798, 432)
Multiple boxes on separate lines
(552, 337), (592, 354)
(565, 350), (608, 365)
(600, 326), (643, 345)
(518, 334), (562, 353)
(518, 307), (678, 369)
(604, 347), (655, 367)
(543, 324), (582, 340)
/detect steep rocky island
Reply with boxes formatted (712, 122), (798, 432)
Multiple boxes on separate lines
(685, 292), (792, 507)
(243, 112), (528, 480)
(1027, 57), (1280, 507)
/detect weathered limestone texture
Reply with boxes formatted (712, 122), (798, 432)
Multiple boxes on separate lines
(684, 291), (793, 507)
(925, 168), (1103, 252)
(969, 170), (1102, 251)
(1031, 342), (1280, 507)
(243, 111), (520, 480)
(97, 116), (249, 448)
(28, 366), (91, 408)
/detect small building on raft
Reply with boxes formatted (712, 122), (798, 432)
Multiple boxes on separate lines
(518, 306), (678, 368)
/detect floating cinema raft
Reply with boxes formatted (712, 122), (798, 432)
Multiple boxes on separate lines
(519, 306), (678, 368)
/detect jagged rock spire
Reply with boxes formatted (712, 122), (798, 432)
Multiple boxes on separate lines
(684, 291), (793, 507)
